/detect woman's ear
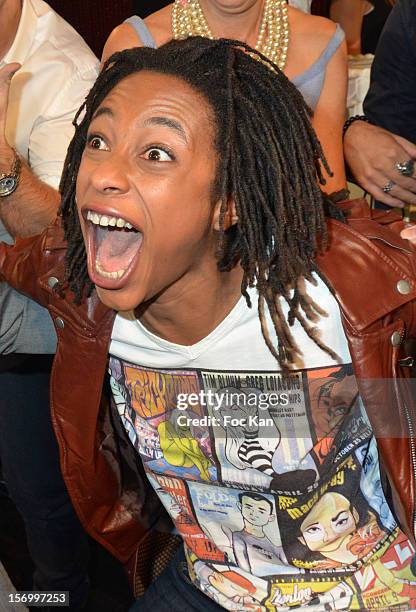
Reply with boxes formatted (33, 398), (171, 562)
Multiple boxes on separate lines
(213, 196), (238, 231)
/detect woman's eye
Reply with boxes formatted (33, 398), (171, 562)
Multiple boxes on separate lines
(144, 148), (173, 162)
(87, 135), (108, 151)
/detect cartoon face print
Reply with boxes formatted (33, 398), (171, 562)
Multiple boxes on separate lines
(299, 493), (359, 564)
(217, 386), (280, 473)
(239, 493), (275, 529)
(309, 366), (358, 438)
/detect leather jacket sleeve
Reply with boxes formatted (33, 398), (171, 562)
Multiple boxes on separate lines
(0, 218), (66, 309)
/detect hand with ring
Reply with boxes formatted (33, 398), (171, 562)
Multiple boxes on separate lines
(383, 180), (395, 194)
(344, 120), (416, 207)
(396, 159), (415, 177)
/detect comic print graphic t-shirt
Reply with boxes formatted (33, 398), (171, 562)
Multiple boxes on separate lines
(109, 279), (416, 612)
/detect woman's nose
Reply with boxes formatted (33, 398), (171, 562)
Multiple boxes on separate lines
(90, 152), (130, 195)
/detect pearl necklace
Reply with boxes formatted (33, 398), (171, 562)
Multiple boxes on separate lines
(172, 0), (290, 71)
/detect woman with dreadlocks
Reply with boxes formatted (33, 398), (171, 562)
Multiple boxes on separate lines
(2, 38), (416, 611)
(103, 0), (348, 196)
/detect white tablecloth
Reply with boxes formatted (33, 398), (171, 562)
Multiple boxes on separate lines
(347, 54), (374, 117)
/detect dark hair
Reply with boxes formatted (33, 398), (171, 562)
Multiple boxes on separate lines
(59, 37), (343, 369)
(238, 492), (273, 513)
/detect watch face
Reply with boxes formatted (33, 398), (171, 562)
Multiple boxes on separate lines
(0, 176), (18, 197)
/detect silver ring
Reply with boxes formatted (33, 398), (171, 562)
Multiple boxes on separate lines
(382, 180), (395, 194)
(396, 159), (415, 177)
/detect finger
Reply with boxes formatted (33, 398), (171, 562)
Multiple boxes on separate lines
(384, 182), (416, 206)
(358, 170), (407, 207)
(392, 134), (416, 160)
(400, 225), (416, 244)
(381, 164), (416, 191)
(0, 63), (20, 135)
(365, 168), (416, 206)
(0, 63), (21, 87)
(367, 187), (406, 207)
(378, 157), (416, 201)
(393, 173), (416, 189)
(393, 160), (416, 182)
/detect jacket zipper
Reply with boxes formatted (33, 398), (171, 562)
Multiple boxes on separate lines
(402, 401), (416, 538)
(394, 328), (416, 538)
(367, 236), (413, 255)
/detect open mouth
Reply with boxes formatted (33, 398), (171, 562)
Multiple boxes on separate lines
(85, 210), (143, 288)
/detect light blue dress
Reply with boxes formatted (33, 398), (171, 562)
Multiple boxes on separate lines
(124, 16), (345, 110)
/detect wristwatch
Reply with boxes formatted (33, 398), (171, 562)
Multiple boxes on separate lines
(0, 149), (21, 197)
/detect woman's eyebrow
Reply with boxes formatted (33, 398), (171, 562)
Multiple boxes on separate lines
(143, 116), (188, 144)
(91, 106), (114, 121)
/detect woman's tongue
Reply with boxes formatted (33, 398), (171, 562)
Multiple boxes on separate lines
(95, 226), (142, 273)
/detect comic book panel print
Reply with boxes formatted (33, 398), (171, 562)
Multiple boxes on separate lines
(187, 481), (298, 577)
(109, 358), (217, 482)
(186, 548), (270, 611)
(351, 529), (416, 611)
(306, 365), (371, 467)
(355, 438), (397, 533)
(200, 370), (318, 492)
(109, 358), (140, 448)
(110, 358), (414, 611)
(145, 472), (224, 561)
(275, 455), (392, 572)
(193, 537), (416, 612)
(264, 533), (416, 612)
(266, 577), (356, 611)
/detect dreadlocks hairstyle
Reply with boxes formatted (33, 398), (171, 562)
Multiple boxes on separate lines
(59, 36), (344, 369)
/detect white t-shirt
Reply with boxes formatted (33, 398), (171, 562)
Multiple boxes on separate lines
(111, 278), (350, 371)
(109, 280), (416, 611)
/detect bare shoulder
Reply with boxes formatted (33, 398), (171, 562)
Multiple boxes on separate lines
(289, 7), (339, 55)
(145, 3), (174, 46)
(102, 3), (173, 62)
(286, 7), (344, 77)
(102, 23), (142, 62)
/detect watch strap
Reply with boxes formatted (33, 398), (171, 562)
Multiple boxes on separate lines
(0, 148), (21, 180)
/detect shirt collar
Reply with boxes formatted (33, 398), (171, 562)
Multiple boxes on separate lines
(2, 0), (37, 66)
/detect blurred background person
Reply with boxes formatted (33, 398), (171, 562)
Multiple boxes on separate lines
(104, 0), (348, 196)
(312, 0), (395, 55)
(360, 0), (395, 54)
(136, 0), (314, 18)
(329, 0), (364, 54)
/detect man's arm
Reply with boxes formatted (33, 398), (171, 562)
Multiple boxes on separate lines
(0, 145), (60, 237)
(0, 55), (98, 237)
(344, 0), (416, 207)
(0, 63), (60, 237)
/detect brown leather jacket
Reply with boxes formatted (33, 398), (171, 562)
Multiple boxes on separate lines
(1, 198), (416, 588)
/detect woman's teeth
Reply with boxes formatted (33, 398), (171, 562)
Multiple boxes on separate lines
(95, 259), (125, 279)
(86, 210), (133, 229)
(86, 209), (142, 281)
